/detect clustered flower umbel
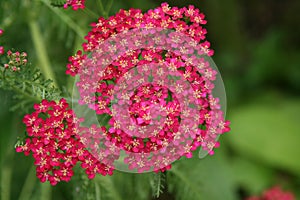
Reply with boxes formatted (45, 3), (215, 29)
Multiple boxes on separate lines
(64, 0), (85, 10)
(246, 186), (295, 200)
(66, 2), (231, 172)
(0, 30), (27, 71)
(16, 3), (231, 184)
(0, 29), (4, 55)
(16, 99), (113, 185)
(3, 50), (28, 72)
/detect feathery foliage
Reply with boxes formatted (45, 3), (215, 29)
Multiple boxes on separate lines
(49, 0), (65, 8)
(150, 172), (166, 198)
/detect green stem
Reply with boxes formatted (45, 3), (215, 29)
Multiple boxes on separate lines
(98, 0), (114, 18)
(97, 0), (107, 18)
(40, 182), (52, 200)
(18, 165), (36, 200)
(28, 21), (58, 88)
(82, 8), (99, 19)
(1, 151), (14, 200)
(95, 181), (101, 200)
(105, 0), (114, 16)
(41, 0), (86, 39)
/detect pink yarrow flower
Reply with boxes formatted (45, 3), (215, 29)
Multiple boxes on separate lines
(65, 2), (231, 172)
(246, 186), (295, 200)
(64, 0), (85, 10)
(16, 98), (113, 185)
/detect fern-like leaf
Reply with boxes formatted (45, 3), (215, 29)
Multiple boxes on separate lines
(0, 58), (61, 113)
(151, 172), (166, 198)
(49, 0), (65, 7)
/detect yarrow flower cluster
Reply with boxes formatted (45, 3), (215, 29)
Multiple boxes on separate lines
(3, 50), (28, 72)
(66, 3), (213, 76)
(66, 2), (231, 172)
(246, 186), (295, 200)
(0, 29), (4, 55)
(63, 0), (85, 10)
(15, 2), (230, 180)
(16, 98), (113, 185)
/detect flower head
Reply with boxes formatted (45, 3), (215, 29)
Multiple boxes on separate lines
(246, 186), (295, 200)
(2, 50), (27, 72)
(64, 0), (85, 10)
(66, 2), (230, 172)
(16, 98), (113, 185)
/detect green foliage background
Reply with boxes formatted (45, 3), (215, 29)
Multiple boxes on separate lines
(1, 0), (300, 199)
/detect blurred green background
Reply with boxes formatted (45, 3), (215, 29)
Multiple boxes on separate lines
(1, 0), (300, 199)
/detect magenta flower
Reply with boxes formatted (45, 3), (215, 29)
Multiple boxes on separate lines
(0, 46), (4, 55)
(63, 0), (85, 10)
(16, 98), (113, 185)
(246, 186), (295, 200)
(0, 29), (3, 55)
(66, 2), (231, 173)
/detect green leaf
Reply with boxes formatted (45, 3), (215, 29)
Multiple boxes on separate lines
(168, 152), (238, 200)
(229, 98), (300, 176)
(231, 158), (273, 194)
